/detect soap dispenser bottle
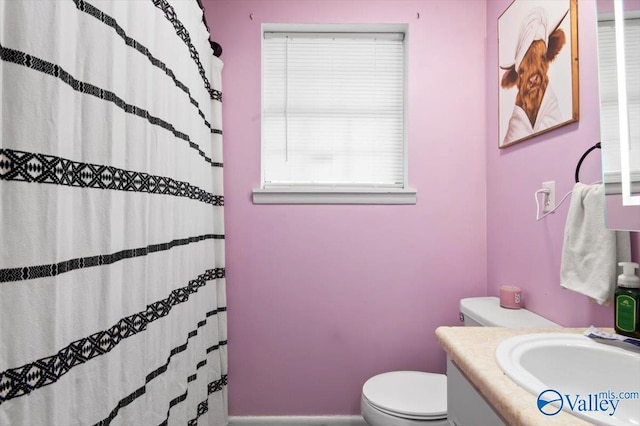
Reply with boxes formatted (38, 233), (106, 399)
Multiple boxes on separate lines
(614, 262), (640, 338)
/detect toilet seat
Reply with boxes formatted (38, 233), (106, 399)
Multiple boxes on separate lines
(362, 371), (447, 420)
(362, 395), (444, 421)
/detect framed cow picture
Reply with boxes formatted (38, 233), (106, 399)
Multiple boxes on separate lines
(498, 0), (579, 148)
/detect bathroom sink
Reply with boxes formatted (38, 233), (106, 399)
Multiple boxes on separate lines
(495, 333), (640, 426)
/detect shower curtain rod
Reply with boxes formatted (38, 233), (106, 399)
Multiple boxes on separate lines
(196, 0), (223, 57)
(210, 40), (223, 57)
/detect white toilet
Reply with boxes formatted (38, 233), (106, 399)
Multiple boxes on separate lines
(360, 297), (560, 426)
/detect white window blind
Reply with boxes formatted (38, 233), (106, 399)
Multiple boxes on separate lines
(261, 30), (406, 189)
(598, 18), (640, 174)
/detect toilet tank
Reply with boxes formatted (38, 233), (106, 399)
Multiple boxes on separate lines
(459, 297), (560, 328)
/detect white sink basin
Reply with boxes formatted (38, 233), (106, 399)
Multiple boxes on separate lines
(495, 333), (640, 425)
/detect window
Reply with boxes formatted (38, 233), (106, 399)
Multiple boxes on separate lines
(254, 24), (415, 204)
(597, 16), (640, 181)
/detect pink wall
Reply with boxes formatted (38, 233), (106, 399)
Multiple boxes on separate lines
(207, 0), (487, 416)
(485, 0), (638, 328)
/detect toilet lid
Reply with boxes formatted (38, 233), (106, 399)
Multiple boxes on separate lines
(362, 371), (447, 419)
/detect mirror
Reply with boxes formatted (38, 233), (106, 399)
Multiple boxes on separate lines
(596, 0), (640, 230)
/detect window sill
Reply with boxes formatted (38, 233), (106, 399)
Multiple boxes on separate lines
(252, 188), (417, 205)
(603, 171), (640, 195)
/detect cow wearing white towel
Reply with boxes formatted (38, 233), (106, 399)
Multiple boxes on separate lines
(500, 8), (568, 145)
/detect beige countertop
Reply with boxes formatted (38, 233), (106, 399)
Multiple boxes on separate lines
(435, 326), (597, 426)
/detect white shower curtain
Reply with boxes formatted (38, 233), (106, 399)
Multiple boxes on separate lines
(0, 1), (227, 425)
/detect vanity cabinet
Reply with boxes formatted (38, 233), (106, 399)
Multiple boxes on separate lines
(447, 359), (506, 426)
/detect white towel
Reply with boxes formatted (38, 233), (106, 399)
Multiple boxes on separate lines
(560, 183), (631, 304)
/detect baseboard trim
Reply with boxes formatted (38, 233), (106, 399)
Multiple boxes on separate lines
(228, 415), (368, 426)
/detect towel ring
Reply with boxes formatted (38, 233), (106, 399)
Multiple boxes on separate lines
(575, 142), (601, 183)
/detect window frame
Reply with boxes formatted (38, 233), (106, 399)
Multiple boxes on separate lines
(254, 23), (416, 205)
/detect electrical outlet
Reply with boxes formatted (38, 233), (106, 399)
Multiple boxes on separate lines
(542, 181), (555, 212)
